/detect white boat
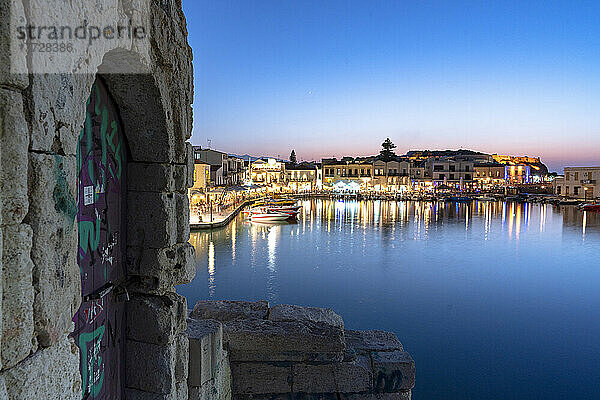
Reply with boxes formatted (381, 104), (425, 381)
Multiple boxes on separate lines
(476, 196), (495, 201)
(249, 211), (291, 222)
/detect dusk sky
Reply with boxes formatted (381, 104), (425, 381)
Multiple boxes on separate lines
(182, 1), (600, 172)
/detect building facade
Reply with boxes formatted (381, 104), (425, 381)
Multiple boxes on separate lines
(554, 167), (600, 199)
(250, 158), (287, 186)
(429, 159), (475, 189)
(474, 163), (506, 188)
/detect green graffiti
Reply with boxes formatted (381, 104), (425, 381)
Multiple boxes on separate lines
(78, 215), (101, 254)
(53, 155), (77, 226)
(79, 325), (105, 398)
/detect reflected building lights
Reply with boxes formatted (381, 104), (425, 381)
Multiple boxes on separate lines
(208, 241), (215, 297)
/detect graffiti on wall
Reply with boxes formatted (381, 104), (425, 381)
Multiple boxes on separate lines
(72, 78), (127, 400)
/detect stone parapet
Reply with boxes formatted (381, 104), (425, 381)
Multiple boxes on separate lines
(187, 301), (415, 400)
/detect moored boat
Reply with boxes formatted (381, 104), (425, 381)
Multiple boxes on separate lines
(580, 203), (600, 212)
(249, 210), (291, 222)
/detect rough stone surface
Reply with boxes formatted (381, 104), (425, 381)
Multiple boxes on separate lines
(0, 0), (28, 89)
(188, 349), (232, 400)
(334, 356), (373, 393)
(291, 356), (372, 394)
(1, 335), (81, 400)
(292, 364), (336, 393)
(269, 304), (344, 329)
(1, 223), (35, 368)
(27, 153), (80, 348)
(126, 293), (187, 346)
(127, 242), (196, 294)
(128, 163), (174, 192)
(175, 192), (191, 243)
(345, 330), (403, 354)
(224, 319), (345, 363)
(187, 318), (224, 387)
(0, 88), (29, 225)
(372, 351), (415, 392)
(125, 340), (176, 394)
(128, 191), (176, 248)
(231, 363), (291, 394)
(191, 300), (270, 322)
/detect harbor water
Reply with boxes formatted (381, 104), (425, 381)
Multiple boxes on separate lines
(178, 199), (600, 400)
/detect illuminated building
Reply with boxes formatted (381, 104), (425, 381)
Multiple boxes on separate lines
(554, 167), (600, 199)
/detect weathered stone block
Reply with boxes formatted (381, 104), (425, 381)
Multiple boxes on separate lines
(231, 363), (291, 394)
(175, 333), (189, 383)
(187, 318), (223, 387)
(0, 88), (29, 225)
(128, 191), (176, 248)
(292, 355), (372, 394)
(126, 293), (186, 345)
(188, 349), (232, 400)
(372, 350), (415, 392)
(0, 0), (29, 88)
(269, 304), (344, 329)
(292, 364), (336, 393)
(345, 330), (403, 354)
(190, 300), (269, 322)
(185, 142), (195, 188)
(2, 335), (81, 400)
(128, 162), (174, 192)
(334, 356), (373, 393)
(27, 153), (81, 347)
(27, 73), (94, 154)
(126, 340), (176, 394)
(173, 164), (188, 193)
(223, 319), (344, 363)
(1, 223), (35, 368)
(127, 242), (195, 294)
(175, 192), (190, 243)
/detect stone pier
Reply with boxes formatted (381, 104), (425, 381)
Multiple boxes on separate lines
(186, 301), (415, 400)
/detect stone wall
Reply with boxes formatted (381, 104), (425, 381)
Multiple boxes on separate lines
(0, 0), (194, 398)
(187, 301), (415, 400)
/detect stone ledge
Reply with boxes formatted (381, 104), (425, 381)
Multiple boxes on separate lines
(190, 300), (270, 322)
(186, 301), (414, 400)
(224, 318), (345, 363)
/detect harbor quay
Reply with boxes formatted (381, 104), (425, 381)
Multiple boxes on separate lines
(188, 146), (599, 224)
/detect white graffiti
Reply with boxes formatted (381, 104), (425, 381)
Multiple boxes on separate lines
(100, 233), (118, 266)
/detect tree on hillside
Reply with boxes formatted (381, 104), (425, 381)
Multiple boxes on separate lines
(379, 138), (396, 162)
(290, 149), (297, 164)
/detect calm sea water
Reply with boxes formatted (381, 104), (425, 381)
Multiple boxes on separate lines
(178, 199), (600, 400)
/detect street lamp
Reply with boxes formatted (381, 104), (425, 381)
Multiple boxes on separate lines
(584, 187), (588, 202)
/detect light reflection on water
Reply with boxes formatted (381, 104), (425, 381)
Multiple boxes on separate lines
(182, 199), (600, 400)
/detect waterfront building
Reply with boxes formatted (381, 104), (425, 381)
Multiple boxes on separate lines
(191, 162), (211, 193)
(474, 162), (506, 189)
(322, 157), (374, 191)
(428, 158), (475, 190)
(224, 155), (245, 186)
(193, 147), (228, 185)
(372, 159), (411, 192)
(250, 158), (287, 187)
(553, 167), (600, 199)
(286, 163), (319, 192)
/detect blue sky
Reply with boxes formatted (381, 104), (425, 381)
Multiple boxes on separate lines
(182, 0), (600, 171)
